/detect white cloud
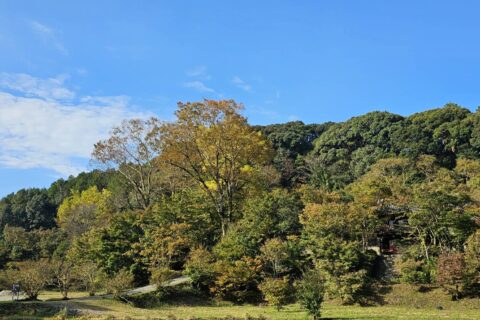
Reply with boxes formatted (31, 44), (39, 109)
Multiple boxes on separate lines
(0, 73), (147, 176)
(232, 76), (252, 92)
(183, 80), (216, 93)
(0, 73), (75, 100)
(30, 20), (68, 55)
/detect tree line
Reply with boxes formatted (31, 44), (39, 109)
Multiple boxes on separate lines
(0, 100), (479, 317)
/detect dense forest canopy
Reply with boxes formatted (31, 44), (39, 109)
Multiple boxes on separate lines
(1, 101), (479, 310)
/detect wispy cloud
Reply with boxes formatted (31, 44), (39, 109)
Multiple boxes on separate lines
(183, 80), (216, 93)
(0, 73), (75, 100)
(184, 66), (218, 94)
(29, 20), (68, 55)
(186, 65), (210, 79)
(265, 90), (281, 105)
(232, 76), (252, 92)
(248, 106), (280, 119)
(0, 73), (147, 176)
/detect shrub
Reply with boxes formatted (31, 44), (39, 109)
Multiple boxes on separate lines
(184, 247), (216, 293)
(130, 286), (175, 308)
(150, 267), (181, 286)
(211, 257), (262, 303)
(296, 269), (325, 320)
(436, 252), (466, 300)
(399, 257), (435, 285)
(73, 261), (103, 296)
(105, 269), (134, 300)
(464, 230), (480, 294)
(258, 277), (292, 310)
(330, 269), (369, 304)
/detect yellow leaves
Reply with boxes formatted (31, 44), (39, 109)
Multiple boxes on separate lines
(240, 164), (253, 173)
(301, 201), (351, 227)
(205, 180), (218, 191)
(57, 186), (111, 225)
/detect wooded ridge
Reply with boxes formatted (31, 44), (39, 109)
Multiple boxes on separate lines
(1, 100), (479, 316)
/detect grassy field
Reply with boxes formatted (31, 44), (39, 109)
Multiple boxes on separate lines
(1, 285), (479, 319)
(51, 301), (480, 320)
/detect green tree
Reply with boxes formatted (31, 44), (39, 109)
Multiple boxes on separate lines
(408, 169), (475, 258)
(93, 211), (148, 285)
(48, 170), (115, 206)
(1, 226), (35, 261)
(296, 269), (326, 320)
(0, 189), (56, 231)
(309, 111), (403, 188)
(214, 189), (302, 261)
(184, 246), (216, 293)
(311, 236), (373, 304)
(391, 104), (472, 167)
(254, 121), (333, 186)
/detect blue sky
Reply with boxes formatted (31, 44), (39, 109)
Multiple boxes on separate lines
(1, 1), (480, 197)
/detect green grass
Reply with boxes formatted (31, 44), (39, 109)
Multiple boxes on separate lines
(1, 285), (479, 319)
(38, 300), (480, 320)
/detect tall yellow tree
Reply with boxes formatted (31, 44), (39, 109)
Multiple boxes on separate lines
(157, 100), (273, 236)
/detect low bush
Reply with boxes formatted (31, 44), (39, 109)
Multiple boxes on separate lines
(185, 247), (216, 293)
(211, 257), (262, 303)
(399, 257), (435, 285)
(150, 267), (181, 286)
(258, 276), (293, 310)
(105, 269), (134, 300)
(130, 286), (175, 308)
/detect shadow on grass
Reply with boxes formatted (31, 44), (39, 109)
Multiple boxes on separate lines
(130, 288), (215, 309)
(0, 301), (62, 317)
(354, 282), (394, 307)
(52, 299), (113, 312)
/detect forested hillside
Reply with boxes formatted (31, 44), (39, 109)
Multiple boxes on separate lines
(1, 101), (479, 314)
